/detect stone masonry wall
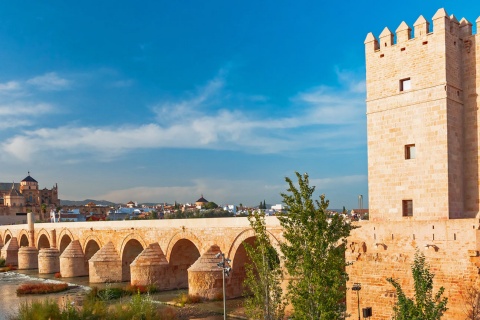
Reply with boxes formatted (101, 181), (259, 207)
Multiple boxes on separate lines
(347, 219), (480, 319)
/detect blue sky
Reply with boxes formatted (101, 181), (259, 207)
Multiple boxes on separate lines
(0, 1), (478, 208)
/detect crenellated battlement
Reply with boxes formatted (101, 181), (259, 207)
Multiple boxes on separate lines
(365, 8), (478, 51)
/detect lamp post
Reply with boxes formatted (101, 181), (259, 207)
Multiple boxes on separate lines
(352, 283), (362, 320)
(215, 252), (231, 320)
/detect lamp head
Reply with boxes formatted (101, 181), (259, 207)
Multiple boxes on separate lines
(352, 283), (362, 291)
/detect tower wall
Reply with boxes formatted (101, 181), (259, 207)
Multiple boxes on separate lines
(365, 9), (476, 221)
(349, 8), (480, 320)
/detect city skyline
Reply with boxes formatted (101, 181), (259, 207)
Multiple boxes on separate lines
(1, 1), (478, 208)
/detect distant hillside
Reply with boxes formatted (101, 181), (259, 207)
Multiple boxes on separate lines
(60, 199), (117, 207)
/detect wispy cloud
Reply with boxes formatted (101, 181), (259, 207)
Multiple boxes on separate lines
(27, 72), (71, 91)
(0, 81), (21, 93)
(0, 103), (56, 130)
(0, 102), (54, 116)
(1, 68), (366, 161)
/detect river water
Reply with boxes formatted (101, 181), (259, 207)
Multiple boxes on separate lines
(0, 271), (91, 320)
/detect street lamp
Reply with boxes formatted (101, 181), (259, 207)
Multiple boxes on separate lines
(215, 252), (231, 320)
(352, 283), (362, 320)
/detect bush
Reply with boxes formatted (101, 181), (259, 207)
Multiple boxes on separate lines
(174, 293), (202, 306)
(17, 282), (69, 295)
(54, 272), (62, 278)
(96, 286), (125, 301)
(16, 300), (62, 320)
(0, 257), (5, 267)
(125, 284), (158, 294)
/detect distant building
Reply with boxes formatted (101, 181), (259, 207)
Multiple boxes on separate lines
(195, 195), (208, 208)
(0, 173), (59, 222)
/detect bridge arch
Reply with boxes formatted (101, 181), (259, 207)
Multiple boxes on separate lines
(120, 233), (147, 282)
(36, 229), (51, 249)
(165, 231), (202, 262)
(227, 228), (282, 298)
(166, 231), (202, 289)
(227, 228), (281, 268)
(83, 236), (102, 274)
(3, 230), (12, 245)
(58, 229), (74, 254)
(18, 230), (29, 247)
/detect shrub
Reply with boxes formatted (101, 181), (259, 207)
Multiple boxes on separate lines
(16, 300), (62, 319)
(17, 282), (69, 295)
(174, 293), (202, 306)
(54, 272), (62, 278)
(97, 286), (125, 301)
(125, 284), (158, 294)
(0, 257), (5, 267)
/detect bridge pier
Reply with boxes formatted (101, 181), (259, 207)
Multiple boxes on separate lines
(89, 241), (122, 283)
(188, 245), (224, 300)
(38, 248), (60, 274)
(1, 237), (19, 266)
(130, 243), (174, 290)
(17, 247), (38, 269)
(60, 240), (88, 277)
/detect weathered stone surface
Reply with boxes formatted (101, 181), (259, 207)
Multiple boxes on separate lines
(60, 240), (87, 277)
(38, 248), (60, 274)
(18, 247), (38, 270)
(89, 241), (121, 283)
(130, 242), (174, 289)
(358, 9), (480, 318)
(188, 244), (224, 300)
(0, 218), (283, 297)
(1, 237), (19, 266)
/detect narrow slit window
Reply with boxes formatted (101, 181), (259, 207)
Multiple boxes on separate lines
(400, 78), (411, 91)
(405, 144), (416, 159)
(402, 200), (413, 217)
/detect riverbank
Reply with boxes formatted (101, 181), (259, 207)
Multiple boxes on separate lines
(0, 271), (247, 320)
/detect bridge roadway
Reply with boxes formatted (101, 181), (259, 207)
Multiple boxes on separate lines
(0, 216), (283, 299)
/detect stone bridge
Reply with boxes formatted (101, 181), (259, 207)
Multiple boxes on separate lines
(0, 216), (283, 299)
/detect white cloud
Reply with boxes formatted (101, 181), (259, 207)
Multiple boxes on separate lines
(0, 81), (21, 92)
(335, 68), (366, 94)
(1, 68), (366, 161)
(27, 72), (71, 91)
(0, 103), (56, 131)
(152, 75), (224, 124)
(0, 102), (54, 116)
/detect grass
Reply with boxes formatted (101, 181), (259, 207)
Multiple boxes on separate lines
(174, 293), (202, 306)
(13, 291), (178, 320)
(0, 258), (17, 273)
(16, 282), (69, 295)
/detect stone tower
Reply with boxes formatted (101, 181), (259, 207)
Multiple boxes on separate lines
(365, 8), (480, 221)
(346, 8), (480, 319)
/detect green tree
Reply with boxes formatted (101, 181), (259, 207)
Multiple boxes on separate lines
(204, 201), (218, 209)
(387, 250), (448, 320)
(278, 172), (354, 319)
(244, 210), (285, 320)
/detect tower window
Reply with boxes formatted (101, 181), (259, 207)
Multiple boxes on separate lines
(400, 78), (411, 91)
(405, 144), (416, 159)
(402, 200), (413, 217)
